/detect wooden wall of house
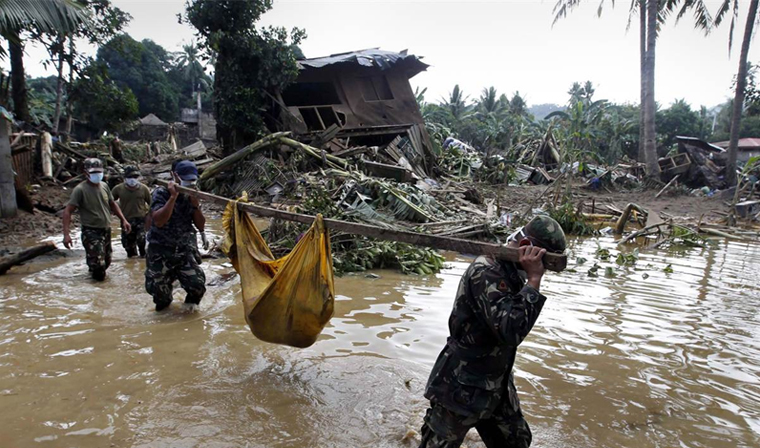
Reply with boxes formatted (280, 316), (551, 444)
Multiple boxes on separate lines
(283, 65), (426, 132)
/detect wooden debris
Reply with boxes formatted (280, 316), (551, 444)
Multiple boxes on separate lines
(655, 175), (680, 199)
(199, 132), (291, 181)
(0, 242), (57, 275)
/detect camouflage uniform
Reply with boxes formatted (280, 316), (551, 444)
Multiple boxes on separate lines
(419, 216), (566, 448)
(144, 187), (205, 309)
(82, 226), (112, 280)
(121, 217), (146, 257)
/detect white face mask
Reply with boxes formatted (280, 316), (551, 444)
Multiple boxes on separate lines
(180, 180), (197, 188)
(89, 172), (104, 184)
(125, 178), (139, 188)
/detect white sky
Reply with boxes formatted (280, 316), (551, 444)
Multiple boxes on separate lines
(15, 0), (760, 109)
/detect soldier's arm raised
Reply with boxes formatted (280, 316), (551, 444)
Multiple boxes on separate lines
(152, 184), (178, 228)
(468, 263), (547, 348)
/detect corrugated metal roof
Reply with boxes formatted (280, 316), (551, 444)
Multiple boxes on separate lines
(297, 48), (428, 77)
(712, 138), (760, 149)
(676, 136), (725, 152)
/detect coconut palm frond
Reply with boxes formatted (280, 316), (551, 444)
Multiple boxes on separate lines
(0, 0), (88, 36)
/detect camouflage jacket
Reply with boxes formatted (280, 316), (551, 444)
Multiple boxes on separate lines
(146, 187), (197, 248)
(424, 255), (547, 419)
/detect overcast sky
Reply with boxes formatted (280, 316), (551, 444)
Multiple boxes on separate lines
(16, 0), (760, 109)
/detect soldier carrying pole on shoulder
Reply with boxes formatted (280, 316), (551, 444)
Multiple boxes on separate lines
(145, 160), (209, 312)
(419, 215), (567, 448)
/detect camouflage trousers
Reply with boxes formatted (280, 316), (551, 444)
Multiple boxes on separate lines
(81, 226), (112, 281)
(144, 244), (206, 308)
(419, 402), (532, 448)
(121, 216), (146, 257)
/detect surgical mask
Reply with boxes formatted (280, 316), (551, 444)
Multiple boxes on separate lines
(180, 180), (197, 188)
(89, 172), (104, 184)
(125, 178), (139, 188)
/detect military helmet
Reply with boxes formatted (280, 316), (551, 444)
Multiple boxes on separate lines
(83, 158), (104, 173)
(123, 165), (140, 178)
(523, 215), (566, 253)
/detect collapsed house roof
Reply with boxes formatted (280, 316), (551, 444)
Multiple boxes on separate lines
(712, 138), (760, 150)
(676, 136), (725, 153)
(297, 48), (429, 78)
(140, 113), (168, 126)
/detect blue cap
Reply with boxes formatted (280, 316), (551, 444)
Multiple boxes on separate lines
(174, 160), (198, 181)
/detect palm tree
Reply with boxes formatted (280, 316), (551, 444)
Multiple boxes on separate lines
(510, 91), (528, 117)
(553, 0), (712, 178)
(710, 0), (760, 185)
(175, 42), (208, 102)
(1, 0), (88, 122)
(0, 0), (88, 218)
(477, 86), (501, 116)
(440, 84), (471, 120)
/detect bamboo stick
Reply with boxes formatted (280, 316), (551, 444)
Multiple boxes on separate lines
(157, 181), (568, 272)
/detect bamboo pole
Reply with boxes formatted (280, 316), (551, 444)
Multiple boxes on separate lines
(157, 181), (568, 272)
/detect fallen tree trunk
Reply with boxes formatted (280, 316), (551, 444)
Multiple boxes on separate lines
(0, 241), (57, 275)
(158, 181), (568, 272)
(199, 132), (291, 181)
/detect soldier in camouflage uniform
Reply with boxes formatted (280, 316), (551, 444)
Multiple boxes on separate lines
(112, 166), (152, 257)
(62, 158), (131, 281)
(145, 160), (210, 311)
(419, 216), (566, 448)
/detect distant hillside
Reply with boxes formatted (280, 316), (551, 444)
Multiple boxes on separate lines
(529, 103), (564, 120)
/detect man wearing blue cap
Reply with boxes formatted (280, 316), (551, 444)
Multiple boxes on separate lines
(144, 160), (208, 311)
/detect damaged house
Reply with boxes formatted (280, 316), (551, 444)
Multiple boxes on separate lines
(274, 48), (437, 178)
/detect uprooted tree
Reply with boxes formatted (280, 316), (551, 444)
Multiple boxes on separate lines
(182, 0), (305, 155)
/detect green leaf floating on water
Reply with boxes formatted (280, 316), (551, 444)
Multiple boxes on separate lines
(605, 267), (616, 277)
(596, 248), (611, 261)
(663, 264), (674, 274)
(587, 263), (601, 277)
(576, 257), (587, 265)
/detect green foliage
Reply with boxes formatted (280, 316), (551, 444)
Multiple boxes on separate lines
(657, 99), (700, 149)
(71, 62), (138, 132)
(97, 34), (182, 120)
(183, 0), (304, 153)
(333, 239), (445, 276)
(615, 249), (638, 266)
(547, 202), (595, 236)
(0, 0), (88, 39)
(663, 264), (674, 274)
(595, 247), (611, 260)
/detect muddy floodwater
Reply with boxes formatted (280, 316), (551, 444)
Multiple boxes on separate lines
(1, 221), (759, 448)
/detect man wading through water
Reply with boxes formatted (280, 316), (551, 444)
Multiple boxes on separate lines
(112, 166), (151, 257)
(145, 160), (209, 312)
(62, 158), (132, 281)
(419, 215), (566, 448)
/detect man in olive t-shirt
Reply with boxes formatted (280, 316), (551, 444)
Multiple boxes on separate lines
(112, 166), (151, 257)
(62, 158), (131, 281)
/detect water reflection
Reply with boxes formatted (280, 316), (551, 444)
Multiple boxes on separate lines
(0, 224), (759, 448)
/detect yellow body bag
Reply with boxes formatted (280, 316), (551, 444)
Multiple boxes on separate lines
(222, 195), (335, 348)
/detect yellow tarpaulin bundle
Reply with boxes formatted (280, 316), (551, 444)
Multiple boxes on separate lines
(221, 194), (335, 348)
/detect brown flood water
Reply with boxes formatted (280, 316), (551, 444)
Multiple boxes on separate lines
(1, 220), (759, 448)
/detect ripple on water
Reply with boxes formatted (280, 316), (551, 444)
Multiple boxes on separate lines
(0, 231), (759, 448)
